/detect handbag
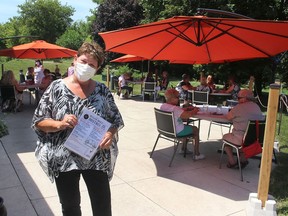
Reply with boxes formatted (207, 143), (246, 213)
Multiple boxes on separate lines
(242, 120), (263, 159)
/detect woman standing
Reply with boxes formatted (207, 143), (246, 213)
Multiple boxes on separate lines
(34, 60), (44, 84)
(32, 42), (124, 216)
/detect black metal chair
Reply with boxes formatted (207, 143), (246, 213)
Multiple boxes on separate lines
(207, 120), (232, 140)
(187, 90), (210, 130)
(143, 82), (157, 102)
(0, 85), (17, 112)
(150, 108), (195, 167)
(219, 120), (269, 181)
(207, 104), (232, 140)
(191, 90), (209, 105)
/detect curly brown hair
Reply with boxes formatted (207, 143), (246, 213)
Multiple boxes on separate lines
(77, 42), (105, 67)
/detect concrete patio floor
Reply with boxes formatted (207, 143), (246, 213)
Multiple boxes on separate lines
(0, 92), (264, 216)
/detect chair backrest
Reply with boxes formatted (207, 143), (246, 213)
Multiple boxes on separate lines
(242, 120), (266, 147)
(0, 85), (16, 101)
(144, 82), (156, 91)
(114, 77), (120, 89)
(191, 90), (209, 104)
(154, 108), (176, 137)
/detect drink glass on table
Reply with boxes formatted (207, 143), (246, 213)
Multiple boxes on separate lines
(202, 104), (208, 113)
(216, 104), (222, 114)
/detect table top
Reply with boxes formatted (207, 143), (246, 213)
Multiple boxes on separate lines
(191, 105), (231, 123)
(19, 83), (41, 89)
(210, 92), (231, 96)
(127, 80), (143, 85)
(186, 90), (231, 97)
(195, 104), (230, 114)
(194, 112), (231, 123)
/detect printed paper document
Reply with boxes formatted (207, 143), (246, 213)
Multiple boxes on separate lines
(64, 107), (111, 160)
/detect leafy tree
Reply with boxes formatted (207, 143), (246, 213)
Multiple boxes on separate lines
(140, 0), (230, 23)
(0, 17), (32, 48)
(91, 0), (144, 62)
(92, 0), (105, 3)
(18, 0), (75, 43)
(56, 21), (90, 50)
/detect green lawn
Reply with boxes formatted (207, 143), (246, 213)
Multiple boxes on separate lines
(270, 112), (288, 216)
(0, 58), (73, 79)
(1, 59), (288, 214)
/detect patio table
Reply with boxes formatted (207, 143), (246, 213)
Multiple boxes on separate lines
(127, 80), (143, 96)
(19, 83), (41, 104)
(194, 112), (231, 123)
(186, 105), (231, 135)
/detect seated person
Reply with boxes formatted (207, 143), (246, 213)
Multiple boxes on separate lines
(25, 67), (35, 84)
(196, 76), (212, 93)
(0, 70), (26, 111)
(118, 72), (133, 97)
(54, 66), (62, 80)
(176, 74), (196, 105)
(67, 62), (74, 77)
(223, 89), (264, 168)
(248, 75), (255, 91)
(160, 88), (205, 160)
(19, 70), (25, 83)
(159, 70), (169, 90)
(221, 75), (240, 100)
(38, 69), (53, 98)
(207, 75), (216, 91)
(144, 70), (155, 82)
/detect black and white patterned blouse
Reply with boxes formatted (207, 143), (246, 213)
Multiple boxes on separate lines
(32, 79), (124, 182)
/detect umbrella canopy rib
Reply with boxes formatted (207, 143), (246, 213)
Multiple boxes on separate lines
(150, 22), (197, 59)
(209, 22), (273, 57)
(211, 19), (288, 38)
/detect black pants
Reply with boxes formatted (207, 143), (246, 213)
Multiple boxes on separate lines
(55, 170), (111, 216)
(121, 86), (133, 94)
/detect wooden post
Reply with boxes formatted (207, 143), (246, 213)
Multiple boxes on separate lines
(1, 64), (4, 77)
(257, 83), (280, 207)
(106, 66), (110, 88)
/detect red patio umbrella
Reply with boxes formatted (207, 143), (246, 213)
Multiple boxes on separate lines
(110, 54), (151, 77)
(0, 40), (77, 59)
(110, 54), (148, 63)
(99, 16), (288, 63)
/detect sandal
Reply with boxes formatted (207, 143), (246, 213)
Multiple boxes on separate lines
(227, 162), (238, 169)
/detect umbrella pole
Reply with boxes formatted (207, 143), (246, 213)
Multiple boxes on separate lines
(246, 83), (280, 215)
(147, 60), (150, 74)
(141, 60), (144, 78)
(1, 64), (3, 77)
(106, 66), (110, 88)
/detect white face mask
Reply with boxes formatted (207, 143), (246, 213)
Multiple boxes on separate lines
(75, 62), (96, 82)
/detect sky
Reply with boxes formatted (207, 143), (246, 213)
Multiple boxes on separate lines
(0, 0), (97, 24)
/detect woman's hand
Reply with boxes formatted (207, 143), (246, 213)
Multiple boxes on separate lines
(36, 114), (78, 133)
(99, 131), (114, 149)
(60, 114), (78, 130)
(99, 128), (117, 149)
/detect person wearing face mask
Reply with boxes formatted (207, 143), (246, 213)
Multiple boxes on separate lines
(32, 42), (124, 216)
(34, 60), (44, 84)
(34, 60), (45, 103)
